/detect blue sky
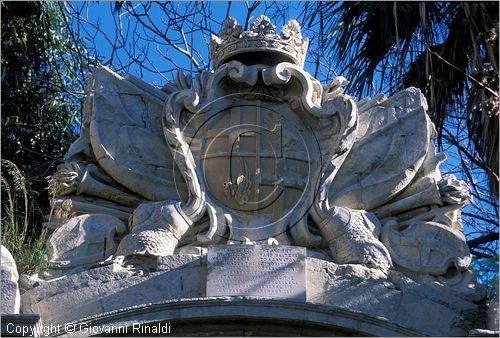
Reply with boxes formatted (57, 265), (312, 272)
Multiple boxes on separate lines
(72, 2), (323, 85)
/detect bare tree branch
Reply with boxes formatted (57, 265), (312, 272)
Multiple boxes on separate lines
(467, 232), (500, 248)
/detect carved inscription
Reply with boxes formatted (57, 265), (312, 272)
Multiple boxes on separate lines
(207, 245), (306, 300)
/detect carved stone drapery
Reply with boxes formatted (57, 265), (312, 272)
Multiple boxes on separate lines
(44, 14), (483, 303)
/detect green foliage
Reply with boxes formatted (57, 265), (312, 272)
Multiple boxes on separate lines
(350, 275), (369, 286)
(1, 160), (48, 274)
(471, 256), (499, 299)
(1, 2), (93, 245)
(1, 2), (93, 273)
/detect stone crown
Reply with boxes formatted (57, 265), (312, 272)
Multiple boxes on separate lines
(210, 15), (309, 69)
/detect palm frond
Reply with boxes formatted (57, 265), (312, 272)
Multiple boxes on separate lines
(304, 1), (499, 198)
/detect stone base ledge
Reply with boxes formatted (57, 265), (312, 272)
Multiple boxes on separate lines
(21, 254), (486, 336)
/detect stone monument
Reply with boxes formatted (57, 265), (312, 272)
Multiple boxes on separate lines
(1, 245), (20, 314)
(19, 16), (490, 336)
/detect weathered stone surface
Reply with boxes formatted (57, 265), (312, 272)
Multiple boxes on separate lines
(316, 207), (392, 272)
(22, 256), (205, 326)
(207, 245), (306, 299)
(468, 328), (500, 337)
(47, 214), (127, 268)
(55, 299), (422, 337)
(382, 220), (471, 275)
(116, 201), (192, 260)
(21, 253), (482, 336)
(329, 88), (431, 211)
(306, 258), (481, 336)
(1, 246), (20, 314)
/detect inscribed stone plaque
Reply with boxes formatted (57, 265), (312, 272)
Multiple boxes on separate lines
(207, 245), (306, 300)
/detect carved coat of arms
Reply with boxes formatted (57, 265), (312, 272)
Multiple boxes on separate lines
(47, 16), (479, 299)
